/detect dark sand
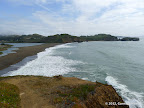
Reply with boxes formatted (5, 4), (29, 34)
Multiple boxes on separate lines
(0, 43), (61, 71)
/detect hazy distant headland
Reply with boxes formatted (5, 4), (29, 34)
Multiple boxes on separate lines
(0, 33), (139, 43)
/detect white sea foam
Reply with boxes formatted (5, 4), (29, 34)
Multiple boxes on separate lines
(105, 76), (144, 108)
(2, 44), (82, 77)
(82, 77), (89, 80)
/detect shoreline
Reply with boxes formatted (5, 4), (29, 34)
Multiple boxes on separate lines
(0, 43), (61, 71)
(0, 44), (13, 55)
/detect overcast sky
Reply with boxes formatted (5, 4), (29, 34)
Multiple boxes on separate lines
(0, 0), (144, 36)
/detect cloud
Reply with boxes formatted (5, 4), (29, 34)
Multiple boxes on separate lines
(36, 0), (47, 4)
(1, 0), (144, 36)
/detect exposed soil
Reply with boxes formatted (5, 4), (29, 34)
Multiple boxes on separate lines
(1, 76), (129, 108)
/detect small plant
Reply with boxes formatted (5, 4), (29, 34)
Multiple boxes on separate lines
(54, 97), (63, 104)
(0, 83), (20, 108)
(54, 84), (96, 106)
(60, 84), (96, 100)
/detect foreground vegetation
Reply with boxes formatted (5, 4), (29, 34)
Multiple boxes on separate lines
(0, 76), (129, 108)
(0, 82), (20, 108)
(0, 33), (139, 43)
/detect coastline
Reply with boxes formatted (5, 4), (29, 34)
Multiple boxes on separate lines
(0, 44), (13, 55)
(0, 42), (140, 108)
(0, 43), (61, 71)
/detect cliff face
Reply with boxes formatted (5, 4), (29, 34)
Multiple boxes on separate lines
(85, 82), (129, 108)
(0, 76), (129, 108)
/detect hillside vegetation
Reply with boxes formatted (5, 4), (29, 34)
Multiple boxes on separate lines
(0, 76), (129, 108)
(0, 34), (139, 43)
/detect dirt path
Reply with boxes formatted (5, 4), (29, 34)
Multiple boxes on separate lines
(3, 77), (55, 108)
(1, 76), (128, 108)
(2, 76), (93, 108)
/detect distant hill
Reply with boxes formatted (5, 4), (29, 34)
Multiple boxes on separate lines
(0, 33), (139, 43)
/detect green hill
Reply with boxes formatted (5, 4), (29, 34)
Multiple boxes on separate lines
(0, 33), (139, 43)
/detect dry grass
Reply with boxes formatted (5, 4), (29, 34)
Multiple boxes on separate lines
(0, 76), (129, 108)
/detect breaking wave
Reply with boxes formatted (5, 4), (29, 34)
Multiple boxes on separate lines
(2, 44), (83, 77)
(105, 76), (144, 108)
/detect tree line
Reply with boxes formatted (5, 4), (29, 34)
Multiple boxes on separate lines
(0, 33), (139, 43)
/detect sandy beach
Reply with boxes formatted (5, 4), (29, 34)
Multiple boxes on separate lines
(0, 43), (61, 71)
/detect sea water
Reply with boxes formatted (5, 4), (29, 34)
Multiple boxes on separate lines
(1, 40), (144, 108)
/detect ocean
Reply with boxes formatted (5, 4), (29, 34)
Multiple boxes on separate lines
(1, 40), (144, 108)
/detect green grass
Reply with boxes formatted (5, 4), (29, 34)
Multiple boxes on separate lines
(0, 82), (20, 108)
(73, 84), (95, 99)
(54, 84), (96, 105)
(0, 52), (3, 55)
(60, 84), (95, 100)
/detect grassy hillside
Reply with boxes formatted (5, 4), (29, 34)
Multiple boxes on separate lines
(0, 33), (139, 43)
(0, 76), (129, 108)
